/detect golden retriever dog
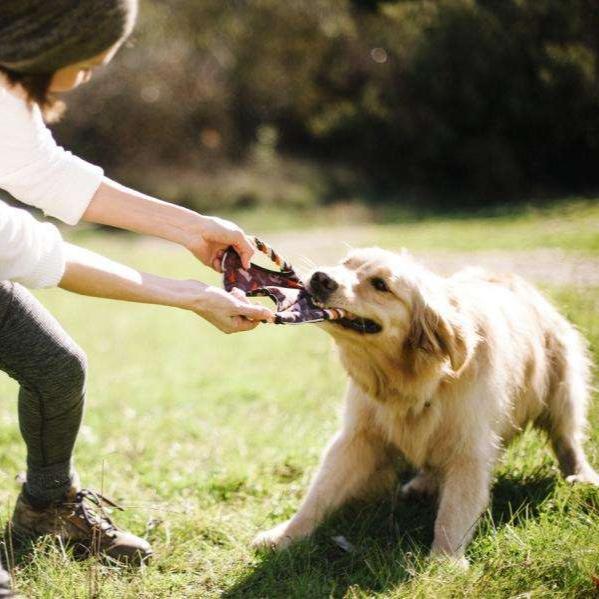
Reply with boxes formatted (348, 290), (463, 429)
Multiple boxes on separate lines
(252, 247), (598, 564)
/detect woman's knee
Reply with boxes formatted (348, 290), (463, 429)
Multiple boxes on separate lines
(36, 341), (88, 400)
(18, 341), (87, 426)
(60, 343), (88, 395)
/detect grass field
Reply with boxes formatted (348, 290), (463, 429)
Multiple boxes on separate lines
(1, 201), (599, 598)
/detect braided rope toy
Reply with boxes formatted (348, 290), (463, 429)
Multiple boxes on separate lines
(252, 237), (292, 272)
(222, 237), (352, 325)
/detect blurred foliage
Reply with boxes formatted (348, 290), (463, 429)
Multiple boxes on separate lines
(54, 0), (599, 210)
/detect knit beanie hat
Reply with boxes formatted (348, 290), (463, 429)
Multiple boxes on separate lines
(0, 0), (138, 75)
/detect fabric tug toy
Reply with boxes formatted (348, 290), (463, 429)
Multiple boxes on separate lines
(222, 237), (351, 325)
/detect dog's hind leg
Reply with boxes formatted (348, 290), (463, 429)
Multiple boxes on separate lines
(543, 330), (599, 485)
(553, 440), (599, 485)
(400, 469), (438, 500)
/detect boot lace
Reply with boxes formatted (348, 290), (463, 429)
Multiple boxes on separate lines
(72, 489), (124, 537)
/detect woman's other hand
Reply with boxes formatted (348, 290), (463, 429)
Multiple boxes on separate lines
(185, 215), (254, 272)
(187, 286), (274, 334)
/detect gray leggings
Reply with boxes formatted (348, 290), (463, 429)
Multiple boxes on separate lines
(0, 281), (85, 503)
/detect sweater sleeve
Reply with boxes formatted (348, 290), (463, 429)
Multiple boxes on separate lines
(0, 85), (104, 226)
(0, 200), (66, 288)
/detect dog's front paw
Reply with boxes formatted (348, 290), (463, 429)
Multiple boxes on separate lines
(252, 521), (295, 551)
(429, 550), (470, 571)
(565, 466), (599, 486)
(447, 555), (470, 571)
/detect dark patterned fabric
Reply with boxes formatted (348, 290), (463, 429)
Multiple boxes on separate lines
(222, 240), (346, 325)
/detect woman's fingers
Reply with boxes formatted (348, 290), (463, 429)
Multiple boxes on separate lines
(229, 287), (274, 322)
(237, 302), (274, 322)
(229, 316), (260, 332)
(210, 248), (225, 272)
(212, 256), (223, 272)
(229, 287), (246, 301)
(234, 234), (255, 270)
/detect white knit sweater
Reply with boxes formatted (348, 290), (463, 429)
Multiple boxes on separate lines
(0, 75), (104, 288)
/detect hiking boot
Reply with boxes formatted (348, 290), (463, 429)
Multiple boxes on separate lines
(0, 566), (13, 599)
(10, 484), (152, 565)
(0, 566), (14, 598)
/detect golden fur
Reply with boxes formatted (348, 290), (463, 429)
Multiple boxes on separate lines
(252, 248), (599, 563)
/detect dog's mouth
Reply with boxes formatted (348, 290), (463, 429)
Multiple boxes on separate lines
(333, 315), (382, 334)
(308, 287), (382, 334)
(312, 301), (382, 334)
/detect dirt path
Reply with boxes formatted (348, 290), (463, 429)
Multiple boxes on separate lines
(265, 230), (599, 287)
(416, 249), (599, 287)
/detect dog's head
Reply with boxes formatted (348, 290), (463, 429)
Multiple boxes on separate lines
(307, 248), (473, 388)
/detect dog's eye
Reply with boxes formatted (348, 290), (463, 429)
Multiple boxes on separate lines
(370, 277), (389, 292)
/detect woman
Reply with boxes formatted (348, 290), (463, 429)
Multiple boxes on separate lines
(0, 0), (273, 591)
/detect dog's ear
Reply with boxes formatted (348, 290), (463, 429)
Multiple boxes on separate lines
(406, 293), (470, 374)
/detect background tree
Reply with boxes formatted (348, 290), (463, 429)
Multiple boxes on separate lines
(54, 0), (599, 210)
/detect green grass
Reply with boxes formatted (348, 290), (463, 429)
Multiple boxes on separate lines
(369, 200), (599, 253)
(1, 203), (599, 597)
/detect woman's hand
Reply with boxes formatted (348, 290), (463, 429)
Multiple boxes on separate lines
(184, 215), (254, 272)
(186, 286), (274, 334)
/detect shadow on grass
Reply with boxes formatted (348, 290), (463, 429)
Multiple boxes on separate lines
(223, 472), (558, 599)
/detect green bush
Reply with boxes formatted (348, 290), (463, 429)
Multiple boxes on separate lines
(54, 0), (599, 206)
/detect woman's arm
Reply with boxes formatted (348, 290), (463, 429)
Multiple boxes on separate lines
(0, 199), (66, 289)
(83, 178), (255, 271)
(59, 242), (273, 334)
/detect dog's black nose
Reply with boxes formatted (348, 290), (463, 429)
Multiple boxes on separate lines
(310, 271), (339, 299)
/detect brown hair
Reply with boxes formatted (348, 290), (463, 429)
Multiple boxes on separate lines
(0, 66), (65, 122)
